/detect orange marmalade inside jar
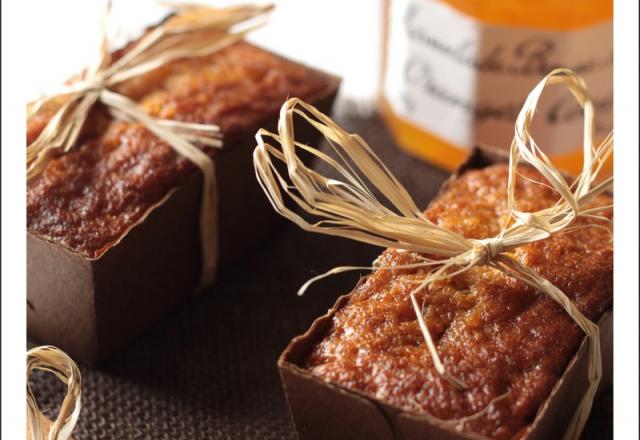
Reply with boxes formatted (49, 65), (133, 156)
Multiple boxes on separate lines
(380, 0), (613, 175)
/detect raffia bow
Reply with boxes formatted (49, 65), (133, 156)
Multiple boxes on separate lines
(27, 2), (273, 286)
(253, 68), (613, 439)
(27, 346), (82, 440)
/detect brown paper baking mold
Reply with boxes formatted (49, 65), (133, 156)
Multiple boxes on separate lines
(27, 56), (340, 364)
(278, 145), (613, 440)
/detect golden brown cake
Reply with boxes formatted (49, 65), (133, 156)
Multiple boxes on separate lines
(305, 164), (613, 439)
(27, 42), (335, 258)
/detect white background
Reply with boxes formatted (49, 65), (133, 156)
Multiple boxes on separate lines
(2, 1), (638, 439)
(20, 0), (383, 101)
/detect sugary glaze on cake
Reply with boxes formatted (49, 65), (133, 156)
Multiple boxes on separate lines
(27, 42), (335, 258)
(305, 164), (613, 439)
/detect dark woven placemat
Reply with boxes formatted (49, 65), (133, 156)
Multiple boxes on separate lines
(28, 99), (612, 440)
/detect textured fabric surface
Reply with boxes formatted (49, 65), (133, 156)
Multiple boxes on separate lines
(28, 98), (612, 440)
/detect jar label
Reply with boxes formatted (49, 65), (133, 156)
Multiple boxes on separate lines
(383, 0), (613, 154)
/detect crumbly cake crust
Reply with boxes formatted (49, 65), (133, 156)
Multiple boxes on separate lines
(27, 42), (333, 258)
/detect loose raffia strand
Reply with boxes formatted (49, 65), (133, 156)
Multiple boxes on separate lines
(27, 2), (273, 286)
(253, 68), (612, 439)
(27, 346), (82, 440)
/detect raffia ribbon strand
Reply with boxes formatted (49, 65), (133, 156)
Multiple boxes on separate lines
(27, 346), (82, 440)
(253, 68), (612, 440)
(27, 2), (273, 286)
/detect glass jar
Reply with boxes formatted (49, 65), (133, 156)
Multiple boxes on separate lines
(380, 0), (613, 175)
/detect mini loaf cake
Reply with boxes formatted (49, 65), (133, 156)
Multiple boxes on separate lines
(27, 35), (339, 363)
(28, 41), (336, 258)
(304, 164), (613, 440)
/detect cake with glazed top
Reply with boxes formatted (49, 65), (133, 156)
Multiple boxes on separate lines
(302, 163), (612, 439)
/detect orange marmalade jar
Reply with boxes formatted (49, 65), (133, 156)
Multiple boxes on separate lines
(380, 0), (613, 175)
